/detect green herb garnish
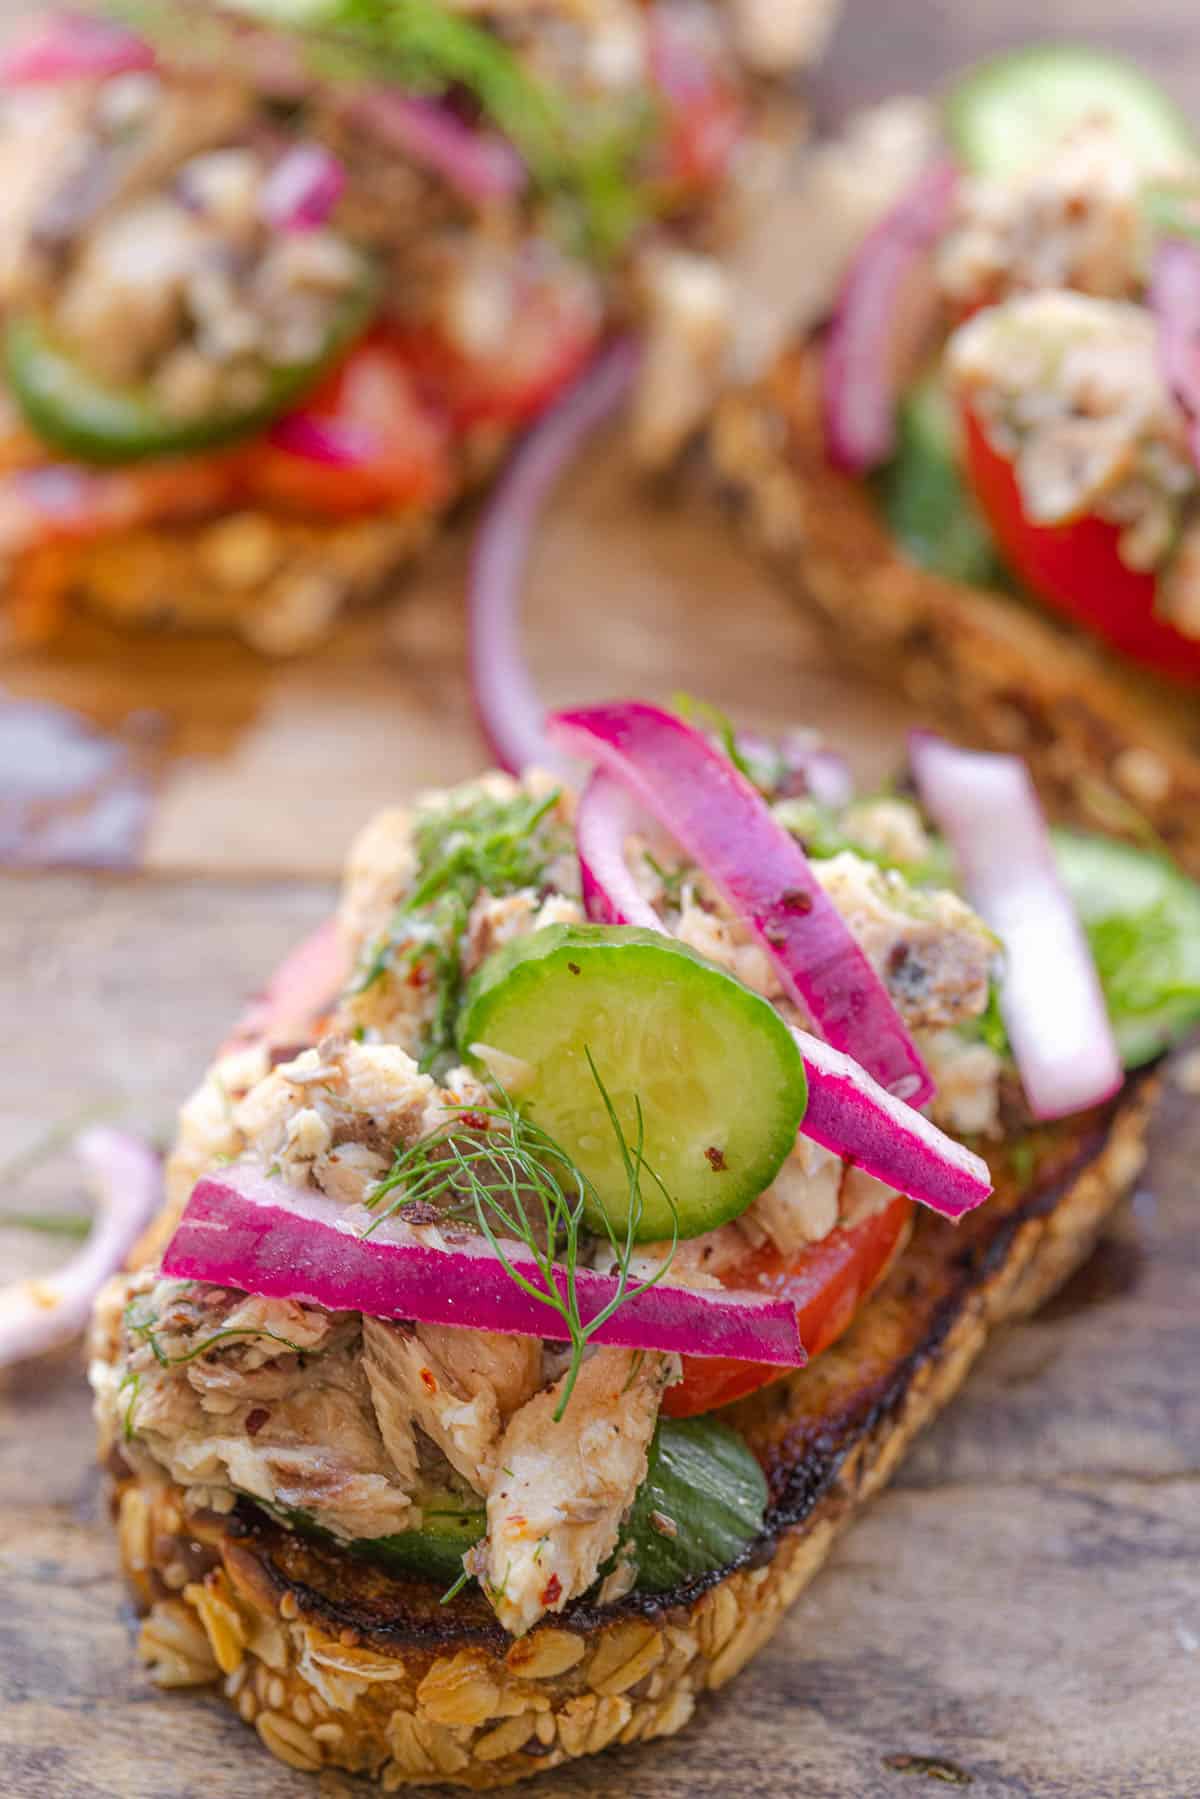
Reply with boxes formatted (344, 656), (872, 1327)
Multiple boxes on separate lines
(119, 1370), (141, 1442)
(439, 1565), (472, 1606)
(350, 783), (569, 1073)
(365, 1055), (677, 1419)
(108, 0), (654, 257)
(0, 1211), (91, 1238)
(124, 1297), (309, 1369)
(672, 692), (762, 789)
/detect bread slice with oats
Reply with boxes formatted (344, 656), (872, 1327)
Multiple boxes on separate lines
(104, 1070), (1155, 1785)
(88, 709), (1192, 1788)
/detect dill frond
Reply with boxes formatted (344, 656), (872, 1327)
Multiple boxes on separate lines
(124, 1300), (309, 1370)
(0, 1211), (91, 1238)
(348, 784), (567, 1072)
(365, 1056), (678, 1420)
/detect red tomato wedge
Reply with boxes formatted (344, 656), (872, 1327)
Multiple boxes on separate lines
(663, 1192), (914, 1418)
(963, 404), (1200, 686)
(251, 332), (453, 517)
(394, 281), (601, 432)
(648, 4), (744, 194)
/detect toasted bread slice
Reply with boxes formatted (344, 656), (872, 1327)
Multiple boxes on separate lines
(112, 1070), (1157, 1787)
(699, 346), (1200, 879)
(43, 507), (436, 656)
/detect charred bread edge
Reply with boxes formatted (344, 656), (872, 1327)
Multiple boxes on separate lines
(33, 505), (437, 652)
(110, 1069), (1158, 1787)
(700, 346), (1200, 880)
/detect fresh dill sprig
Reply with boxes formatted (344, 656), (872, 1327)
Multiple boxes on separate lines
(0, 1211), (91, 1238)
(348, 784), (568, 1073)
(365, 1054), (678, 1420)
(124, 1299), (308, 1370)
(439, 1565), (471, 1606)
(118, 1370), (141, 1442)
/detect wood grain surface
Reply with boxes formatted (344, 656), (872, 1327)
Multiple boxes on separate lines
(2, 0), (1200, 1794)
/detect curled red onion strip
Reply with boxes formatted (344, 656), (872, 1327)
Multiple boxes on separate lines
(1150, 235), (1200, 469)
(910, 733), (1123, 1122)
(550, 701), (933, 1106)
(823, 158), (958, 475)
(0, 1128), (163, 1367)
(260, 142), (346, 232)
(349, 89), (525, 205)
(0, 11), (154, 84)
(571, 744), (988, 1219)
(164, 1163), (805, 1366)
(469, 341), (638, 777)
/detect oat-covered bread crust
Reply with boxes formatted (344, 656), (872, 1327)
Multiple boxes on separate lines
(702, 346), (1200, 878)
(112, 1071), (1157, 1787)
(11, 505), (436, 656)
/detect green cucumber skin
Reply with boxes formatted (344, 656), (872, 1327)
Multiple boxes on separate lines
(268, 1495), (486, 1588)
(458, 923), (809, 1243)
(1052, 830), (1200, 1068)
(880, 377), (1008, 589)
(622, 1416), (768, 1594)
(4, 264), (377, 465)
(350, 1506), (485, 1586)
(268, 1418), (766, 1599)
(945, 45), (1198, 182)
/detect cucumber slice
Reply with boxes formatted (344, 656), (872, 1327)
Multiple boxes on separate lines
(1052, 831), (1200, 1068)
(459, 924), (808, 1242)
(267, 1492), (486, 1587)
(946, 46), (1198, 182)
(879, 374), (1008, 588)
(349, 1499), (485, 1586)
(621, 1416), (768, 1593)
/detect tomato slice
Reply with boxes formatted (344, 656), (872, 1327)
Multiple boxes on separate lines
(649, 4), (744, 194)
(963, 404), (1200, 685)
(663, 1192), (914, 1418)
(395, 277), (601, 432)
(248, 332), (453, 518)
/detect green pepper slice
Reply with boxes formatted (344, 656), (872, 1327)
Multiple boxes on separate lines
(4, 259), (378, 465)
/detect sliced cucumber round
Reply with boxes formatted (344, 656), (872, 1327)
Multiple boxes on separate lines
(266, 1491), (486, 1587)
(879, 373), (1008, 588)
(1052, 830), (1200, 1068)
(945, 46), (1198, 182)
(458, 923), (808, 1242)
(350, 1498), (485, 1586)
(621, 1416), (768, 1593)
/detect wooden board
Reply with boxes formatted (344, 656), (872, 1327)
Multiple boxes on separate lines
(1, 876), (1199, 1799)
(2, 0), (1200, 1794)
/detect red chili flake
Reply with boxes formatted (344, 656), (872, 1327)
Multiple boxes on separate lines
(779, 889), (814, 915)
(705, 1146), (727, 1172)
(459, 1112), (490, 1131)
(540, 1573), (562, 1607)
(419, 1367), (438, 1395)
(567, 961), (581, 975)
(245, 1408), (270, 1436)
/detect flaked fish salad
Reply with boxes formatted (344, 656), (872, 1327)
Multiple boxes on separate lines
(89, 700), (1200, 1638)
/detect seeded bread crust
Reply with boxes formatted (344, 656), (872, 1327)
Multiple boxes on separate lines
(700, 345), (1200, 879)
(110, 1070), (1158, 1787)
(8, 505), (438, 656)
